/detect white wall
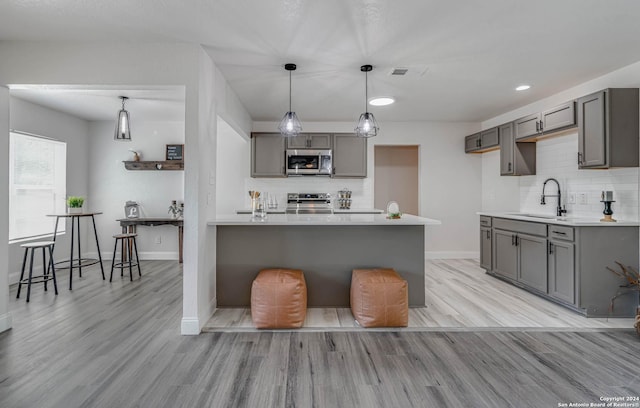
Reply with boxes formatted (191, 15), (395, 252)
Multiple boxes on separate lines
(252, 120), (482, 258)
(215, 118), (250, 215)
(481, 60), (640, 221)
(88, 120), (185, 260)
(8, 97), (91, 285)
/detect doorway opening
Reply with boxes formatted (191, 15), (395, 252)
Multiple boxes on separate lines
(374, 145), (419, 215)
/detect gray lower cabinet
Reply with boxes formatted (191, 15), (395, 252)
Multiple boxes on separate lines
(516, 234), (547, 293)
(499, 122), (535, 176)
(286, 133), (332, 149)
(577, 88), (639, 169)
(480, 227), (492, 270)
(548, 239), (575, 304)
(493, 229), (518, 280)
(251, 133), (286, 177)
(332, 133), (367, 177)
(483, 216), (639, 317)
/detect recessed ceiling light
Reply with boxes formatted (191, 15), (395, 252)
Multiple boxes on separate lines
(515, 85), (531, 91)
(369, 97), (395, 106)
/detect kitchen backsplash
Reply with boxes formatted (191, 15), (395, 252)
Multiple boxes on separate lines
(244, 177), (373, 210)
(519, 133), (639, 221)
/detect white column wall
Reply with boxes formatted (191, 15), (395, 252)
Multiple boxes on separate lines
(0, 87), (11, 332)
(0, 41), (251, 335)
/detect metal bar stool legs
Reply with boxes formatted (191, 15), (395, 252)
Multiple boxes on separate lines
(16, 241), (58, 302)
(110, 233), (141, 282)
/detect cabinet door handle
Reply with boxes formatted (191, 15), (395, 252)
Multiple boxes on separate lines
(549, 242), (554, 254)
(511, 234), (515, 246)
(535, 121), (539, 132)
(515, 235), (519, 246)
(508, 162), (512, 172)
(539, 120), (543, 132)
(486, 230), (491, 239)
(577, 152), (583, 165)
(332, 167), (336, 175)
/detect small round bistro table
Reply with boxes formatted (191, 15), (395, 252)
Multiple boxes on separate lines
(47, 212), (105, 290)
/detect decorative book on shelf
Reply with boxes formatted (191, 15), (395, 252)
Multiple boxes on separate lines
(123, 161), (184, 171)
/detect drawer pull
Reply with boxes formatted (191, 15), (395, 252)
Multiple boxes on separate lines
(553, 231), (567, 235)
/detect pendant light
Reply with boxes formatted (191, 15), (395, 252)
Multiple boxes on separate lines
(114, 96), (131, 141)
(355, 64), (379, 138)
(278, 63), (303, 137)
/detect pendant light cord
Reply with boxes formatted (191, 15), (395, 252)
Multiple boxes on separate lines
(364, 70), (368, 113)
(289, 70), (292, 112)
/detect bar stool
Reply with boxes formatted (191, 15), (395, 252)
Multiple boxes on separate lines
(17, 241), (58, 302)
(110, 233), (141, 282)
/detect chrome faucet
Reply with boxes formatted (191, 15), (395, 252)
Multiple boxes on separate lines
(541, 178), (567, 216)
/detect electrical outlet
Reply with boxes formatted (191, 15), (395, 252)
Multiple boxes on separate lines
(578, 192), (588, 205)
(568, 193), (576, 204)
(154, 236), (162, 244)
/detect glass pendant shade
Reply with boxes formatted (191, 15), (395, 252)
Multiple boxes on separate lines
(355, 64), (379, 138)
(278, 63), (302, 137)
(114, 96), (131, 141)
(278, 111), (303, 137)
(355, 111), (379, 138)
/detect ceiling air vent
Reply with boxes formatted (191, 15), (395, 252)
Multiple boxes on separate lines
(390, 67), (409, 76)
(387, 66), (429, 77)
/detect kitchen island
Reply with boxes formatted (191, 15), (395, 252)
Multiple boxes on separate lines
(209, 214), (441, 307)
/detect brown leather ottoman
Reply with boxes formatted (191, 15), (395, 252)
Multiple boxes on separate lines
(251, 268), (307, 329)
(350, 268), (408, 328)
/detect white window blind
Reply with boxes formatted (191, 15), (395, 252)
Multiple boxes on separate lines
(9, 131), (67, 242)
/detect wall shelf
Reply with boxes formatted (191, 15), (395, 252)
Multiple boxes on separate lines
(123, 161), (184, 171)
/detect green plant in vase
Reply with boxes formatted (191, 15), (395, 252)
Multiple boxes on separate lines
(67, 196), (85, 214)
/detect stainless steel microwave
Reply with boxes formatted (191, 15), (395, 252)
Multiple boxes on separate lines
(286, 149), (332, 176)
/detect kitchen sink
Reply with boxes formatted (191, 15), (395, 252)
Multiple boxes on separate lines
(506, 213), (563, 220)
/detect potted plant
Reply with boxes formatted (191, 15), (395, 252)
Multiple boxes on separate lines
(67, 196), (85, 214)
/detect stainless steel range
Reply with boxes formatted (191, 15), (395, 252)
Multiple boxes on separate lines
(286, 193), (333, 214)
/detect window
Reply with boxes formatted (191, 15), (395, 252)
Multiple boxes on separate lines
(9, 131), (66, 242)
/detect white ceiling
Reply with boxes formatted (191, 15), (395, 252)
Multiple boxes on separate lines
(2, 0), (640, 123)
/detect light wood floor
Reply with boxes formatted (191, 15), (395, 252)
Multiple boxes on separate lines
(204, 259), (636, 331)
(1, 260), (639, 407)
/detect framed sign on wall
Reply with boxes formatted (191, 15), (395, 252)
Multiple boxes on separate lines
(166, 144), (184, 161)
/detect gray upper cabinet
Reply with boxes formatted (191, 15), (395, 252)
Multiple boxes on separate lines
(577, 88), (639, 169)
(251, 133), (286, 177)
(286, 133), (332, 149)
(515, 101), (577, 142)
(500, 122), (535, 176)
(465, 133), (480, 152)
(514, 113), (541, 141)
(464, 129), (499, 153)
(332, 133), (367, 178)
(541, 101), (576, 133)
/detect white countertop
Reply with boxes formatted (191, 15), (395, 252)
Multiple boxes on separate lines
(478, 211), (640, 227)
(235, 208), (383, 214)
(210, 213), (441, 226)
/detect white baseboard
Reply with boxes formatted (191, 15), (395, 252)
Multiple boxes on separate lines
(181, 317), (201, 335)
(86, 251), (179, 261)
(0, 312), (13, 333)
(425, 251), (479, 260)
